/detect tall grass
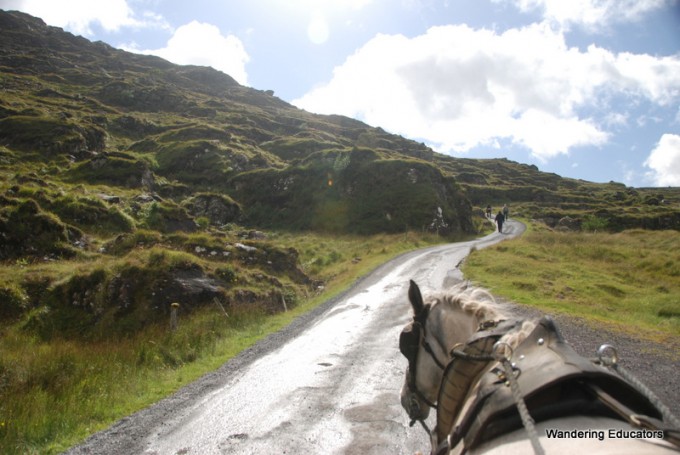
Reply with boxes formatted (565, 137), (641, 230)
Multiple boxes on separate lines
(0, 302), (297, 454)
(0, 231), (449, 454)
(463, 224), (680, 343)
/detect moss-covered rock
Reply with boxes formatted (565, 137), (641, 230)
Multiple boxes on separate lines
(0, 199), (81, 259)
(0, 115), (107, 157)
(0, 281), (27, 322)
(96, 81), (190, 113)
(39, 193), (135, 234)
(67, 153), (156, 188)
(182, 193), (241, 226)
(109, 115), (162, 140)
(142, 201), (198, 233)
(231, 149), (473, 235)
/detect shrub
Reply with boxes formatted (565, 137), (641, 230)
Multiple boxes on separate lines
(215, 266), (237, 284)
(582, 214), (609, 232)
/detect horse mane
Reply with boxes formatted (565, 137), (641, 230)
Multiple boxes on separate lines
(427, 282), (537, 350)
(427, 282), (505, 321)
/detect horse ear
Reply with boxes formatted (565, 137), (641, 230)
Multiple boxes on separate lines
(408, 280), (425, 316)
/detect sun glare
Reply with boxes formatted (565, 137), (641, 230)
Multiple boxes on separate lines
(296, 0), (373, 9)
(278, 0), (374, 44)
(308, 10), (330, 44)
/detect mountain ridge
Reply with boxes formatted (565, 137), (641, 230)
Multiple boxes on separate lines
(1, 9), (466, 233)
(2, 9), (677, 232)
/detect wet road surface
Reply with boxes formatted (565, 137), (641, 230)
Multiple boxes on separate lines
(66, 221), (524, 455)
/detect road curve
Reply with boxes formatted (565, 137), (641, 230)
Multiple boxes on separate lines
(65, 220), (524, 455)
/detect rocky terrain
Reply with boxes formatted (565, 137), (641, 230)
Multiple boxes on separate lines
(0, 9), (474, 336)
(1, 10), (679, 454)
(0, 7), (678, 340)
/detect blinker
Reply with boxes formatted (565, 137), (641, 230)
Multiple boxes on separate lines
(399, 322), (421, 364)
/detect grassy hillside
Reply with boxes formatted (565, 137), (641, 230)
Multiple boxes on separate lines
(0, 9), (476, 334)
(1, 9), (679, 454)
(0, 12), (475, 452)
(463, 223), (680, 343)
(436, 157), (680, 231)
(0, 231), (448, 454)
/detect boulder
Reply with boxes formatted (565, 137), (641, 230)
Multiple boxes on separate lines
(183, 193), (241, 226)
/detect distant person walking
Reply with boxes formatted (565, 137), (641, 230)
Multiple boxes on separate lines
(495, 210), (505, 233)
(486, 205), (492, 219)
(502, 204), (509, 220)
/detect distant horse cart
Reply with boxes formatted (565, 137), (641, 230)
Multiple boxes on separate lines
(399, 281), (680, 454)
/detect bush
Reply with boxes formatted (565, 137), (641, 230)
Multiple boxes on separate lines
(215, 266), (237, 284)
(582, 214), (609, 232)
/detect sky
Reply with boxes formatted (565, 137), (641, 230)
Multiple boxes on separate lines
(3, 0), (680, 188)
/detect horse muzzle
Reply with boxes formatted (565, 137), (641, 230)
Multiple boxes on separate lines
(401, 379), (431, 422)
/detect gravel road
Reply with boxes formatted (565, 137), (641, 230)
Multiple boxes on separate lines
(64, 220), (679, 454)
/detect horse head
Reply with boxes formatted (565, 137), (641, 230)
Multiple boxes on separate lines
(399, 281), (680, 455)
(399, 280), (505, 427)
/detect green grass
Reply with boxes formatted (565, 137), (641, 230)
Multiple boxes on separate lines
(3, 221), (678, 454)
(462, 222), (680, 344)
(0, 305), (273, 454)
(0, 230), (449, 455)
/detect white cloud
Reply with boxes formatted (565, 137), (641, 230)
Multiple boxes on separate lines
(508, 0), (671, 30)
(644, 134), (680, 186)
(612, 52), (680, 105)
(122, 21), (250, 85)
(294, 22), (680, 160)
(604, 112), (628, 128)
(5, 0), (169, 35)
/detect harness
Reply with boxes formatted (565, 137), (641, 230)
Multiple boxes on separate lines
(435, 319), (522, 445)
(406, 315), (680, 455)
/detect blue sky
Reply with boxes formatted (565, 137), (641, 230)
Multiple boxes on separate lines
(4, 0), (680, 188)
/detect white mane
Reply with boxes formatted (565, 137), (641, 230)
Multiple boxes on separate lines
(426, 282), (537, 350)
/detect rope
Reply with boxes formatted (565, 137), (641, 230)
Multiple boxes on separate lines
(494, 342), (545, 455)
(598, 344), (680, 429)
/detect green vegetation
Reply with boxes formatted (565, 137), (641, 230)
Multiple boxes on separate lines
(232, 149), (473, 234)
(0, 231), (446, 455)
(0, 10), (679, 455)
(446, 158), (680, 232)
(463, 223), (680, 343)
(0, 305), (272, 454)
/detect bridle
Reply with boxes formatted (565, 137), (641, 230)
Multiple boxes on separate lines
(400, 314), (507, 433)
(399, 307), (449, 430)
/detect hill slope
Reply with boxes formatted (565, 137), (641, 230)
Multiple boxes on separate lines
(0, 9), (474, 337)
(0, 9), (679, 337)
(0, 9), (471, 238)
